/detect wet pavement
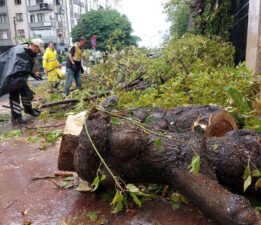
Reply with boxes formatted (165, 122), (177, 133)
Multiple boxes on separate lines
(0, 94), (9, 114)
(0, 96), (219, 225)
(0, 98), (260, 223)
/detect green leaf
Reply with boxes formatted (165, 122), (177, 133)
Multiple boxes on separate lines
(111, 117), (121, 125)
(130, 192), (142, 207)
(243, 175), (252, 192)
(112, 198), (123, 214)
(188, 155), (201, 174)
(255, 206), (261, 212)
(86, 211), (99, 222)
(243, 160), (251, 180)
(100, 174), (106, 181)
(154, 138), (162, 151)
(172, 203), (180, 210)
(126, 184), (139, 193)
(91, 176), (100, 192)
(110, 191), (123, 206)
(252, 169), (261, 177)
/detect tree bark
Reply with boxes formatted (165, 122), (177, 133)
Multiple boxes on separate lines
(131, 105), (237, 137)
(58, 108), (261, 225)
(188, 0), (205, 31)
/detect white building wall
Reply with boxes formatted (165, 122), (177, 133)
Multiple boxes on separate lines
(6, 0), (30, 45)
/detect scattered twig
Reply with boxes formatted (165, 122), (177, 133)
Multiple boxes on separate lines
(54, 171), (77, 177)
(4, 199), (18, 209)
(31, 175), (56, 181)
(177, 57), (189, 75)
(2, 105), (11, 109)
(121, 73), (145, 90)
(40, 99), (80, 108)
(25, 123), (65, 130)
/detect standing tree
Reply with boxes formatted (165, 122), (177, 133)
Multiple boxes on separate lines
(71, 9), (140, 51)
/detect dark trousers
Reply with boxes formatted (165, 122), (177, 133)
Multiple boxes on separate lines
(9, 85), (33, 119)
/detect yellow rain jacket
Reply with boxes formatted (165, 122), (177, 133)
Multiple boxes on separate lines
(43, 47), (63, 82)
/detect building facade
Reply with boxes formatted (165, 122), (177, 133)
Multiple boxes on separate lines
(0, 0), (116, 52)
(27, 0), (70, 53)
(246, 0), (261, 74)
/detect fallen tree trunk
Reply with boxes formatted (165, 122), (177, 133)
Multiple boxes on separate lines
(131, 105), (238, 136)
(58, 108), (261, 225)
(58, 105), (237, 171)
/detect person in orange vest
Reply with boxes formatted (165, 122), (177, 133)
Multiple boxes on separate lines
(64, 37), (86, 96)
(42, 41), (63, 92)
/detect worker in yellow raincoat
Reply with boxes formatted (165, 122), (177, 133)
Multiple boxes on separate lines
(42, 41), (63, 92)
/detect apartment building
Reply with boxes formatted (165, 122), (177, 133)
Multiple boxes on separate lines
(0, 0), (116, 52)
(65, 0), (116, 45)
(27, 0), (70, 52)
(0, 0), (30, 47)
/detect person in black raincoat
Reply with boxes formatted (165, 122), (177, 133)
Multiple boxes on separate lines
(0, 38), (45, 124)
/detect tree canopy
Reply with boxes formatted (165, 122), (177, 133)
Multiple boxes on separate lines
(71, 9), (140, 51)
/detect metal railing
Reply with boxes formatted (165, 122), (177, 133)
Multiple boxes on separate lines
(231, 0), (249, 64)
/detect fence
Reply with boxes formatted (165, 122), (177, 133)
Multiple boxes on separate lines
(231, 0), (249, 64)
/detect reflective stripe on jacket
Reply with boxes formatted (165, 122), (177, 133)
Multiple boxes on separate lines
(72, 43), (83, 62)
(43, 47), (60, 71)
(42, 47), (61, 82)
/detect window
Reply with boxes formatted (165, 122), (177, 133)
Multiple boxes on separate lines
(30, 15), (35, 23)
(17, 29), (25, 37)
(14, 0), (21, 4)
(0, 0), (5, 7)
(55, 0), (60, 5)
(0, 14), (7, 23)
(37, 13), (44, 22)
(0, 30), (8, 39)
(16, 13), (23, 21)
(36, 0), (43, 4)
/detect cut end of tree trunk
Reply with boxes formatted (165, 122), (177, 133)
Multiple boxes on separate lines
(58, 111), (87, 171)
(197, 110), (238, 137)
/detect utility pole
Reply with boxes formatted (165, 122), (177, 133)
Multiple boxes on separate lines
(13, 16), (18, 44)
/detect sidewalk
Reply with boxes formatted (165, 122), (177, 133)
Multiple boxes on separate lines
(0, 94), (10, 114)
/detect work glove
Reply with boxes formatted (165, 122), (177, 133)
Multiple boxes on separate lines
(72, 64), (78, 72)
(30, 72), (42, 81)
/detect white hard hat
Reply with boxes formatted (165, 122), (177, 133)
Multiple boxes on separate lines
(31, 38), (45, 54)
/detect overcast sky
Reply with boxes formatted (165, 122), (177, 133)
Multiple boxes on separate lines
(117, 0), (170, 48)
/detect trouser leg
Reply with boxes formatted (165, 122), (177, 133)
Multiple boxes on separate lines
(9, 90), (22, 119)
(74, 71), (82, 89)
(20, 85), (33, 113)
(65, 68), (74, 95)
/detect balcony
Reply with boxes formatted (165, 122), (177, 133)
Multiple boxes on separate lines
(0, 22), (10, 29)
(41, 36), (57, 43)
(73, 0), (84, 7)
(29, 21), (55, 28)
(27, 3), (53, 12)
(0, 6), (7, 13)
(0, 39), (12, 46)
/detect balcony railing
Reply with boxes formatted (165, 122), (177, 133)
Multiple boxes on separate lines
(29, 21), (55, 28)
(41, 36), (57, 43)
(0, 6), (8, 13)
(0, 39), (12, 46)
(0, 22), (10, 29)
(27, 3), (53, 12)
(73, 0), (84, 7)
